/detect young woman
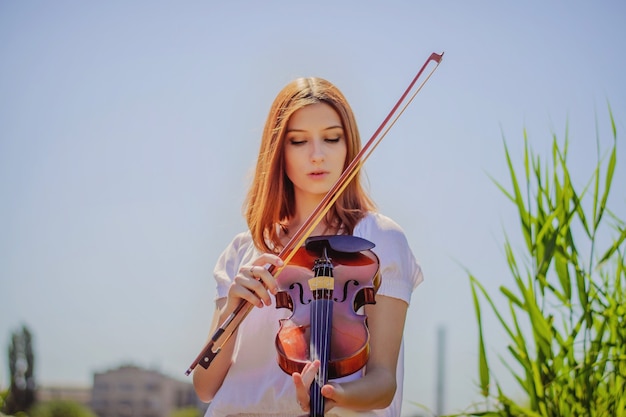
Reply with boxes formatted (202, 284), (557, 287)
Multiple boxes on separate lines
(193, 77), (423, 417)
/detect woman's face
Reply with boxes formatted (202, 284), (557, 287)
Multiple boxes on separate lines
(284, 102), (347, 202)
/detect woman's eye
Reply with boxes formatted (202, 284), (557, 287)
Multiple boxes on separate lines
(289, 139), (306, 145)
(325, 137), (341, 143)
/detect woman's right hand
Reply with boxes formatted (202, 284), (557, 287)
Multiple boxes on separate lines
(224, 253), (284, 314)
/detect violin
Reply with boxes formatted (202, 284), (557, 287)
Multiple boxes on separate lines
(275, 235), (380, 416)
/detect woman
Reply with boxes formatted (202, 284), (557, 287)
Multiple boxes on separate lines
(193, 77), (423, 416)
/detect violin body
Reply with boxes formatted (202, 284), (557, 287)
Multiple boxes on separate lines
(274, 235), (380, 380)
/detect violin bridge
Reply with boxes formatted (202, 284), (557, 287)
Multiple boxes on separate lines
(308, 275), (334, 291)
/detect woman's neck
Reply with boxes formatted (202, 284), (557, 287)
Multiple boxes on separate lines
(284, 194), (334, 239)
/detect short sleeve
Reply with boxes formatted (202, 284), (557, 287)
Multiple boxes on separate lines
(354, 213), (423, 304)
(213, 232), (257, 300)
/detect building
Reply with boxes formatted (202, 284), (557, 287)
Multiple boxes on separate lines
(90, 365), (201, 417)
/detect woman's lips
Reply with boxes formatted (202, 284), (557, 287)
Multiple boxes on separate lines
(308, 171), (329, 179)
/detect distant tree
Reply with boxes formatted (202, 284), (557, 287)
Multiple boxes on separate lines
(29, 400), (97, 417)
(0, 388), (8, 416)
(3, 325), (36, 415)
(0, 389), (6, 411)
(170, 406), (202, 417)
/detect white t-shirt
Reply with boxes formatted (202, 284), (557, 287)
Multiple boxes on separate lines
(204, 212), (423, 417)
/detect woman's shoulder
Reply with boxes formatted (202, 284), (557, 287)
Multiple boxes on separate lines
(218, 230), (257, 261)
(230, 230), (254, 247)
(355, 212), (423, 298)
(355, 211), (407, 238)
(214, 231), (257, 285)
(354, 211), (414, 257)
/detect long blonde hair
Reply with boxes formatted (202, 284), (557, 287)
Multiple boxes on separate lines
(245, 77), (375, 253)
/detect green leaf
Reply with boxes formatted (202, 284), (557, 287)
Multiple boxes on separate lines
(470, 276), (491, 398)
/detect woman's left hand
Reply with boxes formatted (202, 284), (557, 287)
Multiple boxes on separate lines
(292, 360), (340, 413)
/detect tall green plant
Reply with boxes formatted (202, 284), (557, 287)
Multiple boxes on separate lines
(461, 110), (625, 416)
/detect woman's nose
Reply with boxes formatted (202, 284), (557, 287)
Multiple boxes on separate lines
(310, 139), (324, 164)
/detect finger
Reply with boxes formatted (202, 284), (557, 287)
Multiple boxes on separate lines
(291, 372), (310, 411)
(301, 360), (321, 387)
(241, 254), (283, 276)
(321, 382), (339, 412)
(235, 269), (273, 307)
(321, 383), (337, 399)
(249, 254), (284, 294)
(228, 279), (266, 308)
(227, 275), (269, 310)
(253, 253), (284, 269)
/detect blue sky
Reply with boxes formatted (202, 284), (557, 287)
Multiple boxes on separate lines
(1, 1), (625, 415)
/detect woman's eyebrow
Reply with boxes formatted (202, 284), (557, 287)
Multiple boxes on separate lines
(286, 125), (343, 133)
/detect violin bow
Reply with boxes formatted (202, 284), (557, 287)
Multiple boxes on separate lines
(185, 51), (444, 376)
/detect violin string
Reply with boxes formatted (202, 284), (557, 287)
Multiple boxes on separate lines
(319, 258), (327, 413)
(310, 253), (333, 414)
(311, 258), (319, 413)
(323, 256), (333, 412)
